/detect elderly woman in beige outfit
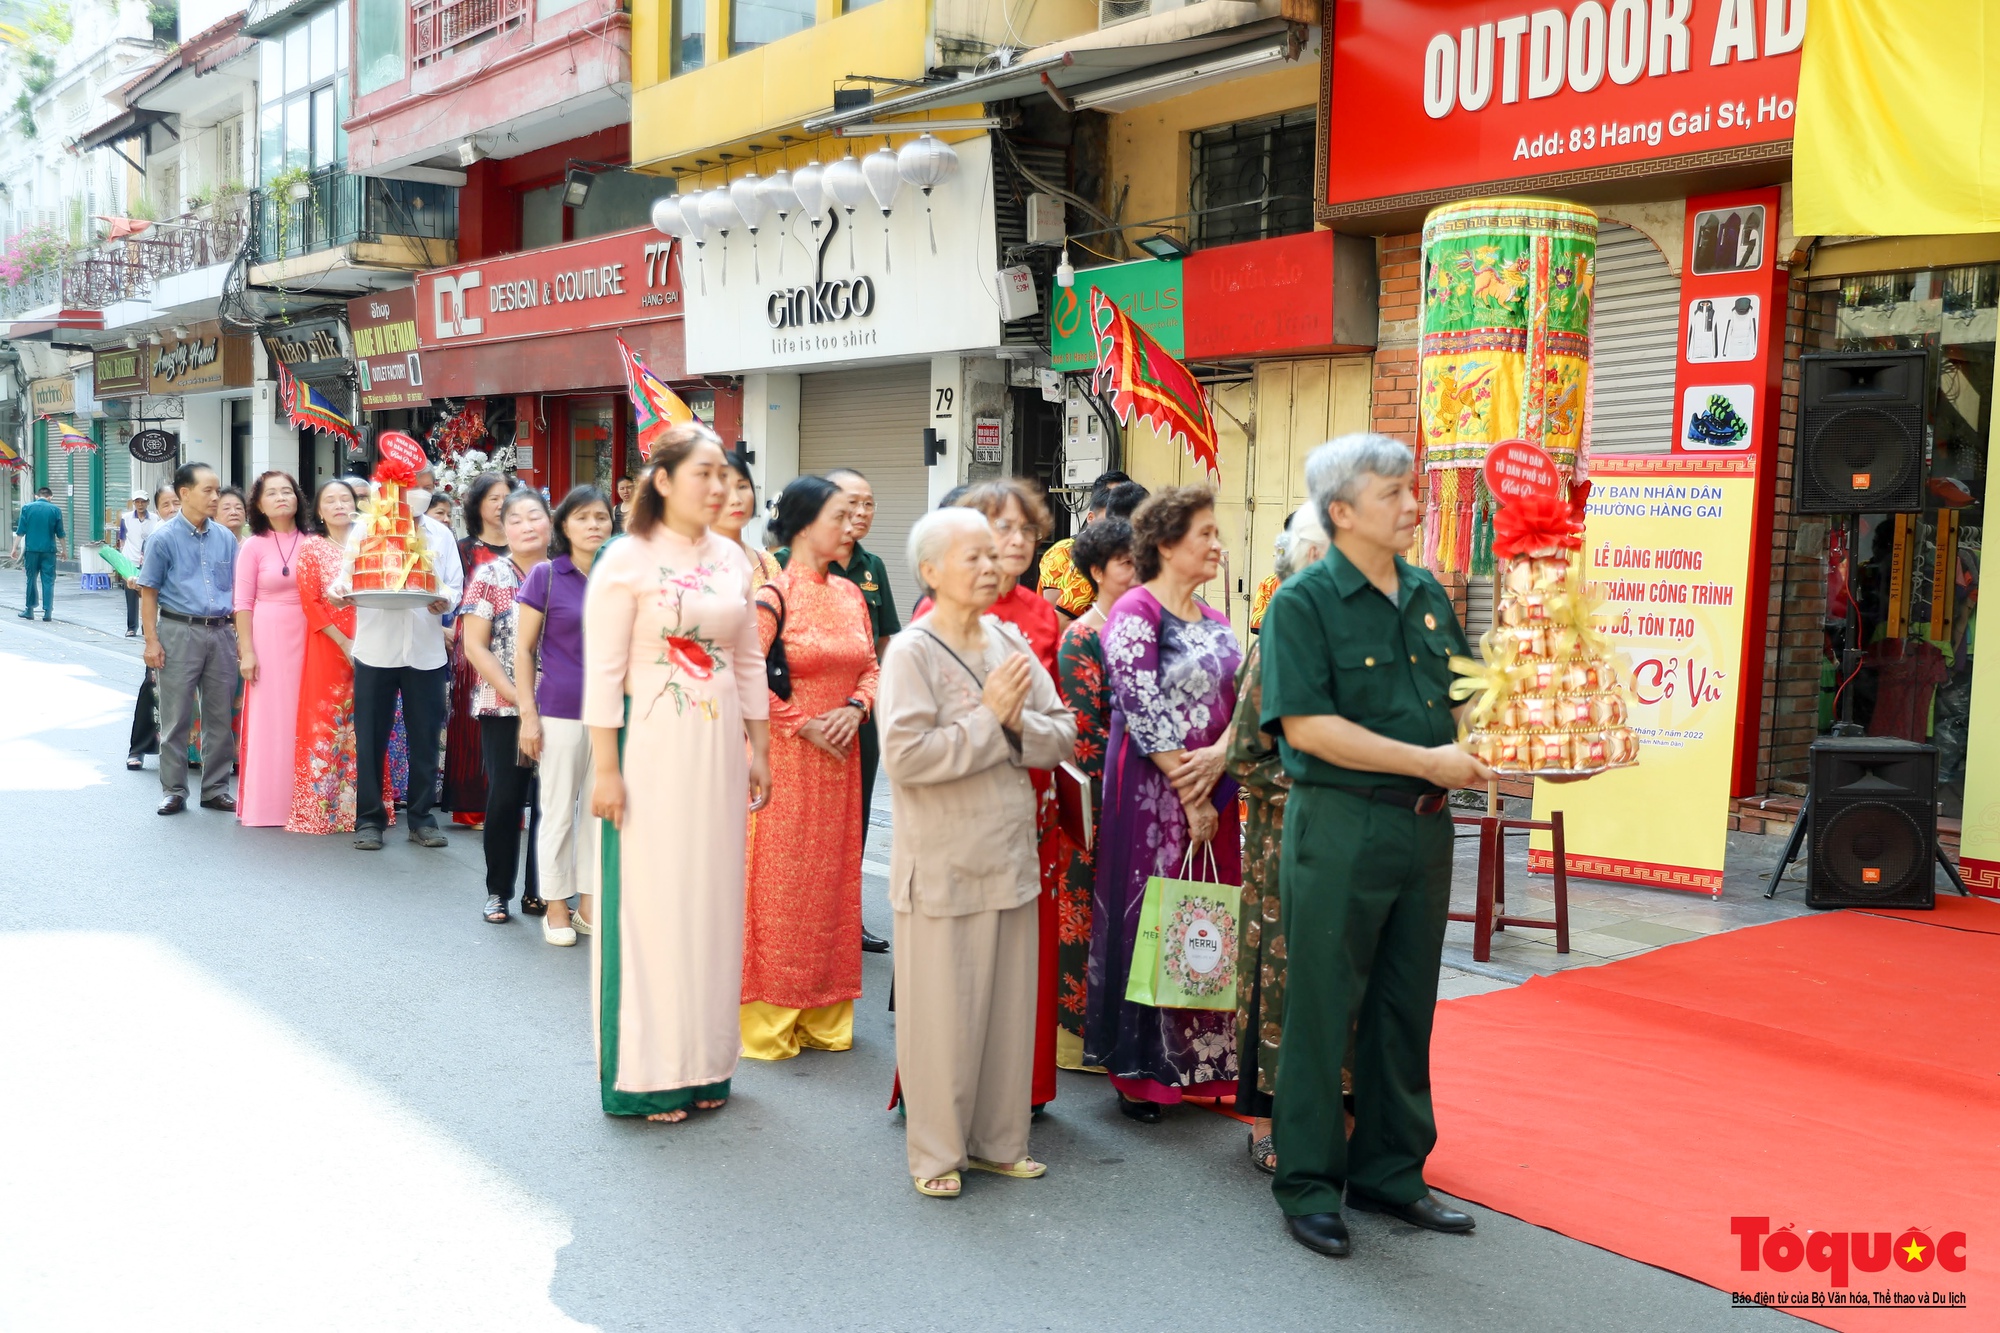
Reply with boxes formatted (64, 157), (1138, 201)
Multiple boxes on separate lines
(877, 507), (1078, 1198)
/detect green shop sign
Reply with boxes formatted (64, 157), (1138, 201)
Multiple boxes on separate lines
(1048, 257), (1183, 372)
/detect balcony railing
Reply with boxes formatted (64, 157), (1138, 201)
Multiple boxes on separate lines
(253, 167), (459, 265)
(413, 0), (529, 64)
(0, 207), (252, 319)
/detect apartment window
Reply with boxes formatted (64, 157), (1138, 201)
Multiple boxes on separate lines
(672, 0), (705, 73)
(217, 119), (244, 189)
(259, 7), (349, 183)
(575, 170), (660, 239)
(1189, 109), (1315, 251)
(522, 183), (564, 248)
(519, 169), (660, 248)
(843, 0), (884, 10)
(730, 0), (813, 54)
(356, 0), (405, 94)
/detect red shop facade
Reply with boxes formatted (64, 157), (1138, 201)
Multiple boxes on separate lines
(404, 225), (740, 498)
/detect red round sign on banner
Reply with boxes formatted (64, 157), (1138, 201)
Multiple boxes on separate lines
(373, 431), (429, 483)
(1483, 439), (1561, 503)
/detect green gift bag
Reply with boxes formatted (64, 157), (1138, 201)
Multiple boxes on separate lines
(1125, 843), (1239, 1012)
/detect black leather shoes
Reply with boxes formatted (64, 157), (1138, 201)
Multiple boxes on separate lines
(861, 928), (890, 953)
(1286, 1212), (1351, 1257)
(157, 794), (186, 815)
(1116, 1094), (1163, 1124)
(521, 894), (547, 917)
(200, 793), (236, 812)
(1346, 1192), (1476, 1233)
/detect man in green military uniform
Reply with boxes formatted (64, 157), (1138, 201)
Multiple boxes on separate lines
(1258, 433), (1493, 1258)
(775, 467), (902, 953)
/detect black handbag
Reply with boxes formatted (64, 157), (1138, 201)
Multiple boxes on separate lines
(757, 585), (793, 701)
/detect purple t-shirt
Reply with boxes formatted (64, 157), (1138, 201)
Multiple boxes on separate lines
(517, 555), (588, 720)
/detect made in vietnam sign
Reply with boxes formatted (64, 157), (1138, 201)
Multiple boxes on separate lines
(1049, 257), (1182, 373)
(349, 288), (427, 410)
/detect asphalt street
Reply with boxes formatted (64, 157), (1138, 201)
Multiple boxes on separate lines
(0, 573), (1795, 1332)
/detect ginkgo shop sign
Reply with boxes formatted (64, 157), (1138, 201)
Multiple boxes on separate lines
(1324, 0), (1805, 214)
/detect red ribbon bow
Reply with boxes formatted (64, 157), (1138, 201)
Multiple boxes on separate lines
(1491, 482), (1590, 559)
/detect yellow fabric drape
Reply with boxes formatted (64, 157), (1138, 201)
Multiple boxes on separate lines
(1794, 0), (2000, 236)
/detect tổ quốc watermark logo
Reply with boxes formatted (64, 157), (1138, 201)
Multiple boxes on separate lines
(1730, 1217), (1967, 1311)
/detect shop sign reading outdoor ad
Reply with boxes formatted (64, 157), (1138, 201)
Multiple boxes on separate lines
(1324, 0), (1805, 216)
(348, 288), (427, 410)
(417, 226), (682, 351)
(682, 136), (1003, 375)
(1529, 454), (1758, 894)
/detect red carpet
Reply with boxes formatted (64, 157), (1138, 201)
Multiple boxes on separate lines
(1428, 895), (2000, 1330)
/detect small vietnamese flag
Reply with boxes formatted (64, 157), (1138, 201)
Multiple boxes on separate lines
(617, 335), (695, 456)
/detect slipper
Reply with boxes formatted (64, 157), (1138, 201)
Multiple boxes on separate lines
(572, 911), (594, 936)
(967, 1157), (1046, 1179)
(914, 1170), (962, 1198)
(1248, 1133), (1277, 1175)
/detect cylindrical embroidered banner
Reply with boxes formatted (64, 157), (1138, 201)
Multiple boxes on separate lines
(1418, 197), (1597, 574)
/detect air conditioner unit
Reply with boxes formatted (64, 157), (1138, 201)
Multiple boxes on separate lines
(1100, 0), (1180, 28)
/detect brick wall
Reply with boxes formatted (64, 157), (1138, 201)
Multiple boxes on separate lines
(1371, 232), (1422, 441)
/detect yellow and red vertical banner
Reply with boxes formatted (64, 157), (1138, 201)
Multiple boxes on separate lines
(1531, 455), (1760, 895)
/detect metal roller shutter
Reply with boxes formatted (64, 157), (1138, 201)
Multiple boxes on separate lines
(1465, 571), (1497, 638)
(1590, 223), (1681, 456)
(798, 363), (931, 619)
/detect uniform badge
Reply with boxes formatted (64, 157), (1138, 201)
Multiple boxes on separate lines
(1424, 613), (1437, 630)
(861, 577), (879, 593)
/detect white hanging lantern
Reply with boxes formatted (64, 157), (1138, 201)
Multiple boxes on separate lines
(792, 160), (827, 261)
(730, 173), (767, 281)
(651, 195), (687, 238)
(862, 146), (901, 269)
(758, 170), (799, 275)
(896, 133), (959, 253)
(675, 192), (708, 293)
(823, 154), (870, 268)
(700, 186), (740, 284)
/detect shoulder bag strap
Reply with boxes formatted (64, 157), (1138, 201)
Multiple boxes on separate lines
(913, 626), (987, 689)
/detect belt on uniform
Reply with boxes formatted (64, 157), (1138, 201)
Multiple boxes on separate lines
(158, 609), (232, 628)
(1360, 785), (1449, 816)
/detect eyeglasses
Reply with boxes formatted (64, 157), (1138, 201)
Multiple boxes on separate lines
(991, 520), (1030, 538)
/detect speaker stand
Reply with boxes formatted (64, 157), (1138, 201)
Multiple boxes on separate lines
(1767, 789), (1811, 899)
(1936, 846), (1972, 897)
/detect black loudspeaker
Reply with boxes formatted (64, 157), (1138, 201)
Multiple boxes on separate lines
(1797, 350), (1928, 513)
(1806, 737), (1938, 909)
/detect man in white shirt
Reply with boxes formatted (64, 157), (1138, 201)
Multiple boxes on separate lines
(352, 466), (465, 851)
(115, 491), (152, 636)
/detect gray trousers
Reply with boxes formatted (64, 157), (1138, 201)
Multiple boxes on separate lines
(157, 616), (240, 801)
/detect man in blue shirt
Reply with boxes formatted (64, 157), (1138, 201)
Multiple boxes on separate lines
(138, 462), (240, 815)
(11, 485), (66, 621)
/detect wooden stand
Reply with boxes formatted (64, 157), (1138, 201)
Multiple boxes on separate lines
(1450, 785), (1571, 963)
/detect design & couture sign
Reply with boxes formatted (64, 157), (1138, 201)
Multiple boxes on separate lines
(417, 226), (681, 351)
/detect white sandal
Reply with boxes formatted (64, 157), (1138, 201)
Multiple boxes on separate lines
(543, 915), (578, 947)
